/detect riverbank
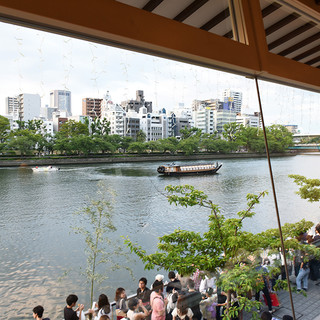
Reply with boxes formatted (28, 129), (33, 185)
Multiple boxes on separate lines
(0, 152), (298, 167)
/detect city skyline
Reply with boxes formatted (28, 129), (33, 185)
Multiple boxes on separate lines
(0, 21), (319, 133)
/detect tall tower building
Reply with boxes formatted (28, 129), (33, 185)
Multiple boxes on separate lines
(5, 96), (19, 119)
(223, 90), (242, 113)
(17, 93), (41, 121)
(82, 98), (102, 119)
(50, 90), (72, 116)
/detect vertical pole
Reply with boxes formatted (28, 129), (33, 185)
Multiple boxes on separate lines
(254, 76), (296, 320)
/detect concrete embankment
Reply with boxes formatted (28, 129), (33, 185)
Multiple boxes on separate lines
(0, 152), (297, 167)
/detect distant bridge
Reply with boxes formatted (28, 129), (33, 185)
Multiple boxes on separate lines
(289, 144), (320, 151)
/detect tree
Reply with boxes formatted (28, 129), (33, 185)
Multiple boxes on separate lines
(90, 117), (111, 136)
(267, 125), (293, 153)
(128, 142), (147, 154)
(180, 127), (202, 139)
(157, 138), (178, 154)
(0, 115), (10, 143)
(136, 130), (147, 143)
(125, 185), (320, 318)
(56, 120), (89, 139)
(222, 122), (241, 143)
(74, 184), (128, 306)
(6, 129), (40, 155)
(119, 136), (133, 153)
(289, 175), (320, 202)
(178, 136), (200, 155)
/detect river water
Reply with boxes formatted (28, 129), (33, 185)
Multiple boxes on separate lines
(0, 155), (319, 319)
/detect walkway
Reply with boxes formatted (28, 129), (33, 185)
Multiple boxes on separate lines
(244, 276), (320, 319)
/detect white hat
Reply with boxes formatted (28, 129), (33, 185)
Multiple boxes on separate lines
(155, 274), (164, 281)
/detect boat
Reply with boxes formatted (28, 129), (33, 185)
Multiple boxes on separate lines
(32, 166), (60, 172)
(157, 162), (222, 176)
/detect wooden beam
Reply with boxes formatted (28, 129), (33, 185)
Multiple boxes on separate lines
(174, 0), (209, 22)
(268, 22), (316, 50)
(261, 2), (282, 18)
(143, 0), (164, 12)
(278, 31), (320, 56)
(305, 55), (320, 65)
(292, 44), (320, 60)
(200, 7), (230, 31)
(265, 13), (300, 36)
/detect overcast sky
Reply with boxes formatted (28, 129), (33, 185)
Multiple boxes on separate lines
(0, 21), (319, 134)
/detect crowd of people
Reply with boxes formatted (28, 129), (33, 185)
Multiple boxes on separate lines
(32, 223), (320, 320)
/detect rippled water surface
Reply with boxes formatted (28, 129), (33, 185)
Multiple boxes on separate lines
(0, 155), (320, 319)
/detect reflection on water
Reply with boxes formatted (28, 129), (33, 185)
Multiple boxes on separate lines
(0, 155), (320, 319)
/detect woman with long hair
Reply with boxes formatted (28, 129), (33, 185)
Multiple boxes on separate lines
(115, 287), (128, 320)
(172, 296), (193, 320)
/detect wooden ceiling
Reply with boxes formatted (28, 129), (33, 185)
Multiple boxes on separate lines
(0, 0), (319, 92)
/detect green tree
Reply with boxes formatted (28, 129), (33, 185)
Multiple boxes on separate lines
(180, 127), (202, 139)
(222, 122), (241, 142)
(289, 175), (320, 202)
(157, 138), (178, 154)
(56, 120), (89, 139)
(146, 140), (160, 153)
(128, 142), (147, 154)
(72, 135), (97, 155)
(119, 136), (133, 153)
(136, 130), (147, 143)
(178, 136), (200, 155)
(0, 115), (10, 143)
(125, 185), (320, 318)
(93, 137), (116, 154)
(267, 125), (293, 153)
(74, 184), (131, 305)
(90, 117), (111, 136)
(6, 129), (41, 155)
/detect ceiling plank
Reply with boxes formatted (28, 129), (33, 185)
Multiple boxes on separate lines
(174, 0), (209, 22)
(200, 7), (230, 31)
(268, 22), (316, 50)
(265, 13), (300, 36)
(223, 30), (233, 38)
(305, 56), (320, 65)
(142, 0), (164, 12)
(278, 32), (320, 56)
(261, 2), (281, 18)
(292, 44), (320, 61)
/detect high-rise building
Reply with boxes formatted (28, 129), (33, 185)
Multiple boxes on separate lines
(121, 90), (152, 113)
(236, 112), (261, 128)
(5, 96), (20, 119)
(101, 92), (125, 136)
(50, 90), (72, 116)
(82, 98), (102, 119)
(223, 90), (243, 113)
(192, 106), (215, 134)
(17, 93), (41, 121)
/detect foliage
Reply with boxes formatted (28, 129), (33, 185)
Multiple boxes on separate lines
(0, 115), (10, 143)
(180, 127), (202, 139)
(128, 142), (147, 154)
(74, 183), (132, 305)
(6, 129), (41, 155)
(125, 185), (320, 317)
(90, 117), (111, 136)
(56, 119), (89, 139)
(289, 174), (320, 202)
(136, 130), (147, 143)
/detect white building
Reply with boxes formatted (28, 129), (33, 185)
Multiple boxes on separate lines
(101, 92), (125, 136)
(17, 93), (41, 121)
(192, 106), (215, 134)
(215, 108), (237, 133)
(50, 90), (72, 116)
(236, 112), (260, 128)
(140, 109), (169, 141)
(5, 96), (20, 119)
(223, 90), (243, 113)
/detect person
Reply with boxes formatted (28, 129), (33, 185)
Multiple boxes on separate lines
(115, 288), (128, 320)
(296, 254), (310, 291)
(282, 316), (293, 320)
(255, 260), (275, 314)
(90, 294), (111, 320)
(172, 296), (193, 320)
(127, 298), (150, 320)
(64, 294), (84, 320)
(166, 272), (182, 294)
(199, 288), (217, 320)
(150, 280), (166, 320)
(137, 277), (152, 307)
(185, 279), (202, 320)
(32, 305), (50, 320)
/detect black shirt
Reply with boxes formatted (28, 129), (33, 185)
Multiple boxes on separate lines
(64, 306), (79, 320)
(137, 287), (152, 303)
(185, 291), (202, 320)
(166, 279), (182, 293)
